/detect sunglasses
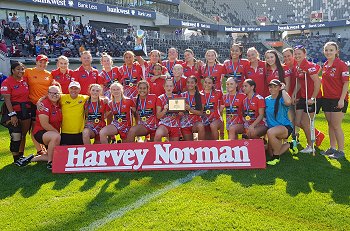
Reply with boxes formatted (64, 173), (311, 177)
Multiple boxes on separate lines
(294, 45), (305, 49)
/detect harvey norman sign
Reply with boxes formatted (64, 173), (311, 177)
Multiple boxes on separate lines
(15, 0), (156, 19)
(53, 140), (266, 173)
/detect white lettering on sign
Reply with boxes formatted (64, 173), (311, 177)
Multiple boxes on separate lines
(33, 0), (66, 6)
(106, 5), (131, 15)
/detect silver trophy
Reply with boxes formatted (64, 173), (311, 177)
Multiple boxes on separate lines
(133, 29), (147, 56)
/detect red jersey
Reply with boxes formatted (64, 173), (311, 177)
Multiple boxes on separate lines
(109, 98), (135, 128)
(201, 63), (227, 91)
(223, 92), (246, 125)
(84, 98), (110, 128)
(242, 94), (265, 126)
(156, 94), (181, 127)
(118, 63), (143, 98)
(51, 68), (74, 94)
(284, 60), (299, 97)
(182, 62), (203, 90)
(246, 61), (266, 97)
(33, 98), (62, 134)
(147, 77), (165, 97)
(1, 76), (30, 112)
(322, 58), (349, 100)
(73, 66), (103, 95)
(172, 76), (187, 95)
(223, 58), (250, 88)
(201, 89), (223, 125)
(265, 64), (291, 97)
(162, 60), (183, 77)
(100, 67), (120, 92)
(144, 61), (168, 79)
(296, 59), (322, 99)
(180, 91), (204, 128)
(134, 94), (158, 130)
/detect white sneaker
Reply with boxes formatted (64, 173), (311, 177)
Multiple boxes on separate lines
(299, 145), (314, 153)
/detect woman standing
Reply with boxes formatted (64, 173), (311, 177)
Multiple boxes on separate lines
(245, 47), (266, 98)
(51, 55), (74, 94)
(1, 62), (33, 166)
(321, 42), (349, 159)
(136, 49), (169, 79)
(100, 82), (135, 143)
(201, 50), (226, 92)
(201, 76), (223, 140)
(82, 84), (110, 144)
(265, 80), (293, 166)
(162, 47), (183, 77)
(32, 85), (62, 170)
(221, 77), (246, 140)
(182, 49), (203, 90)
(242, 79), (267, 138)
(172, 64), (187, 95)
(126, 80), (158, 142)
(180, 76), (205, 141)
(100, 52), (119, 97)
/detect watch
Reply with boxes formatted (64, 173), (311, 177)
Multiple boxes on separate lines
(8, 111), (17, 117)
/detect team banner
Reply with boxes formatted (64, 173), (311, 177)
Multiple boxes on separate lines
(52, 140), (266, 173)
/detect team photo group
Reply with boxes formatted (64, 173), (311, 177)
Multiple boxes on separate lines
(1, 41), (348, 170)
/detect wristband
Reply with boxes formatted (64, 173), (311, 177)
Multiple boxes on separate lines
(8, 111), (17, 117)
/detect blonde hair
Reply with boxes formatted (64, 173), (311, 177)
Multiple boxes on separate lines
(81, 50), (92, 57)
(100, 52), (113, 66)
(247, 47), (260, 59)
(110, 82), (125, 100)
(57, 55), (69, 63)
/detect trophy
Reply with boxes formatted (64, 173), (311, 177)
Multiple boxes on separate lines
(133, 29), (147, 56)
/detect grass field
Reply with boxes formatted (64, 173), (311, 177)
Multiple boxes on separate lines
(0, 105), (349, 230)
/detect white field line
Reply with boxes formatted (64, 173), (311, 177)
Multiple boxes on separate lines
(80, 170), (207, 231)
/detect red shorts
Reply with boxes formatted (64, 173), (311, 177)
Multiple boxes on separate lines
(140, 124), (156, 138)
(181, 126), (193, 136)
(164, 125), (181, 138)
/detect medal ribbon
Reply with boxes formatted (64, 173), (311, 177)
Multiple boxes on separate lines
(125, 65), (134, 84)
(228, 92), (238, 113)
(113, 99), (123, 116)
(187, 92), (195, 108)
(244, 93), (255, 116)
(207, 64), (216, 77)
(90, 100), (99, 119)
(205, 90), (212, 109)
(139, 96), (147, 116)
(103, 69), (113, 82)
(230, 59), (240, 77)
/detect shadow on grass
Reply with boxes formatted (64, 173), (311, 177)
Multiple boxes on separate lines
(201, 151), (350, 205)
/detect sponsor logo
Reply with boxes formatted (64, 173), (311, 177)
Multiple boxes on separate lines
(32, 0), (66, 6)
(1, 86), (8, 91)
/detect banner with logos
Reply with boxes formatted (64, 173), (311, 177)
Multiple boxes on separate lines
(52, 139), (266, 173)
(15, 0), (156, 19)
(169, 19), (219, 31)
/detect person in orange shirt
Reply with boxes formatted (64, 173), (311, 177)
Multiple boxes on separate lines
(23, 54), (54, 155)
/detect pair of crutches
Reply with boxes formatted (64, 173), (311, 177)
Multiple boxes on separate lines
(304, 72), (316, 156)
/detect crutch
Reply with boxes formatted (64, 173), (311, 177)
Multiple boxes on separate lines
(291, 77), (298, 154)
(304, 72), (316, 156)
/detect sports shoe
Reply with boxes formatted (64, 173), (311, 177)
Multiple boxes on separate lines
(14, 154), (34, 167)
(267, 158), (280, 166)
(329, 151), (345, 160)
(315, 131), (325, 147)
(299, 145), (314, 153)
(321, 147), (336, 156)
(47, 161), (52, 170)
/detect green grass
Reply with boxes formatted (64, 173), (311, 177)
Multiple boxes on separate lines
(0, 104), (350, 230)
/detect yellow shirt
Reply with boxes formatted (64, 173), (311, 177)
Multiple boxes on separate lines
(60, 94), (89, 134)
(24, 68), (53, 104)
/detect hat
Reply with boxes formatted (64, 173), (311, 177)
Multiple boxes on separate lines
(68, 81), (81, 89)
(36, 54), (49, 62)
(268, 79), (282, 86)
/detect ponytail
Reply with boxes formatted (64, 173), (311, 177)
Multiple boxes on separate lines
(194, 85), (202, 111)
(274, 90), (283, 118)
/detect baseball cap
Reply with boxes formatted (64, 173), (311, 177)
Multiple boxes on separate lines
(36, 54), (49, 62)
(68, 81), (81, 89)
(268, 79), (282, 86)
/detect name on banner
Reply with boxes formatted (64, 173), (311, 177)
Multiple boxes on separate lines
(53, 140), (266, 173)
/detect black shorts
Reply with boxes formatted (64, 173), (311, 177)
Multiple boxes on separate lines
(34, 130), (47, 145)
(296, 98), (321, 114)
(284, 125), (293, 139)
(30, 103), (37, 120)
(322, 98), (348, 113)
(61, 133), (83, 145)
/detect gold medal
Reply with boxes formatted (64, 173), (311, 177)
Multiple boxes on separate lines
(94, 118), (100, 124)
(129, 83), (134, 87)
(141, 116), (147, 121)
(118, 118), (123, 123)
(206, 109), (211, 115)
(245, 115), (251, 121)
(230, 114), (234, 118)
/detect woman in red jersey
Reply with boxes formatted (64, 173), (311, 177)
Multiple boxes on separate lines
(180, 76), (205, 141)
(245, 47), (266, 97)
(220, 77), (246, 140)
(293, 45), (324, 153)
(126, 80), (158, 142)
(51, 55), (74, 94)
(321, 42), (349, 159)
(242, 79), (267, 138)
(223, 43), (250, 89)
(154, 78), (181, 141)
(32, 85), (62, 170)
(100, 52), (119, 98)
(118, 51), (143, 98)
(100, 82), (135, 143)
(1, 62), (33, 166)
(82, 84), (110, 144)
(182, 49), (203, 90)
(201, 76), (223, 140)
(265, 50), (291, 97)
(147, 63), (166, 97)
(172, 64), (187, 95)
(136, 49), (169, 79)
(162, 47), (183, 77)
(201, 49), (226, 92)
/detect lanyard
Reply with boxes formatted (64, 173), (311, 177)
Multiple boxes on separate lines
(166, 61), (175, 74)
(103, 69), (113, 82)
(228, 92), (238, 112)
(112, 99), (122, 115)
(125, 65), (134, 83)
(245, 93), (256, 114)
(230, 59), (240, 77)
(206, 64), (216, 77)
(187, 92), (195, 108)
(173, 77), (182, 93)
(89, 100), (99, 117)
(205, 90), (212, 108)
(139, 96), (147, 115)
